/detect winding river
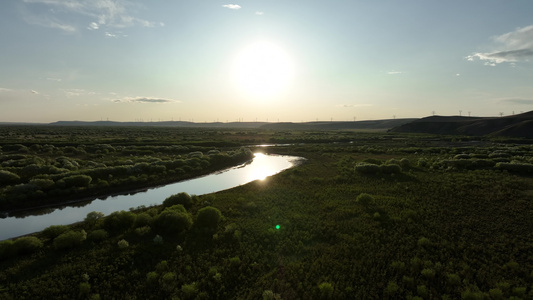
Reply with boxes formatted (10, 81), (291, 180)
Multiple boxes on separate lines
(0, 153), (303, 240)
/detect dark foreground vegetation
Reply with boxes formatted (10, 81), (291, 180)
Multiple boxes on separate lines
(0, 125), (532, 299)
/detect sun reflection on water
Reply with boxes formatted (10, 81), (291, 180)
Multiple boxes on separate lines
(247, 153), (277, 181)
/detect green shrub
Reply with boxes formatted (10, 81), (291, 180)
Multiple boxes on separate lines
(512, 286), (526, 298)
(79, 282), (91, 296)
(417, 237), (431, 248)
(0, 240), (15, 260)
(188, 151), (203, 158)
(318, 282), (334, 299)
(163, 204), (187, 213)
(134, 212), (152, 227)
(417, 285), (428, 298)
(229, 256), (241, 266)
(400, 158), (411, 168)
(104, 211), (137, 233)
(355, 162), (380, 174)
(161, 272), (177, 292)
(53, 230), (87, 249)
(363, 158), (382, 165)
(356, 193), (374, 205)
(446, 273), (461, 286)
(384, 281), (399, 296)
(42, 225), (69, 239)
(163, 192), (193, 209)
(195, 206), (222, 229)
(380, 164), (402, 174)
(488, 288), (504, 299)
(461, 289), (486, 300)
(181, 282), (198, 299)
(153, 235), (163, 244)
(28, 178), (55, 190)
(87, 229), (108, 242)
(154, 209), (192, 234)
(495, 162), (533, 173)
(421, 268), (436, 279)
(134, 226), (151, 236)
(13, 236), (43, 254)
(417, 158), (429, 168)
(146, 271), (158, 285)
(59, 175), (92, 188)
(85, 211), (105, 225)
(117, 239), (129, 249)
(262, 290), (275, 300)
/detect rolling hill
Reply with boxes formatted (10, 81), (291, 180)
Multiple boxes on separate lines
(389, 111), (533, 138)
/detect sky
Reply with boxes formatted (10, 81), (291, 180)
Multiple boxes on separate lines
(1, 0), (533, 123)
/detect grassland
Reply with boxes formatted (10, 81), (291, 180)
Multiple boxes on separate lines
(0, 126), (532, 299)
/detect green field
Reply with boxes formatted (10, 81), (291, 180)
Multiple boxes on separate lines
(1, 126), (532, 299)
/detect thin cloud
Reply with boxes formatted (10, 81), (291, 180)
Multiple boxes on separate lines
(255, 11), (264, 15)
(22, 13), (77, 33)
(87, 22), (99, 30)
(498, 98), (533, 105)
(30, 90), (39, 94)
(468, 49), (533, 65)
(112, 97), (178, 104)
(467, 24), (533, 65)
(63, 89), (85, 97)
(0, 88), (13, 92)
(387, 71), (403, 75)
(336, 104), (373, 108)
(22, 0), (162, 33)
(222, 4), (241, 10)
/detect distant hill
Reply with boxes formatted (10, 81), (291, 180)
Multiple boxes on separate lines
(389, 111), (533, 138)
(259, 119), (417, 130)
(49, 120), (268, 129)
(48, 119), (416, 131)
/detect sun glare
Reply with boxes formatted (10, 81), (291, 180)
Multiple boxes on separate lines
(246, 153), (274, 181)
(232, 41), (294, 99)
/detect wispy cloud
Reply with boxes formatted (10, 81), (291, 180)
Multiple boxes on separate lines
(222, 4), (241, 10)
(87, 22), (99, 30)
(0, 88), (13, 92)
(30, 90), (39, 94)
(255, 11), (264, 16)
(22, 0), (162, 33)
(336, 104), (373, 108)
(112, 96), (178, 104)
(467, 24), (533, 65)
(498, 98), (533, 105)
(22, 13), (77, 33)
(387, 71), (403, 75)
(63, 89), (86, 97)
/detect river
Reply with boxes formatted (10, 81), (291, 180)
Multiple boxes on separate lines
(0, 153), (303, 240)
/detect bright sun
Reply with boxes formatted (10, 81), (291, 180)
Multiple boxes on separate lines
(232, 41), (294, 99)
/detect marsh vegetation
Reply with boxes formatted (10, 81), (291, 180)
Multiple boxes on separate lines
(0, 126), (532, 299)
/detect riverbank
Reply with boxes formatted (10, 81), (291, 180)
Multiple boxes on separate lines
(0, 153), (303, 240)
(0, 147), (256, 212)
(1, 156), (255, 218)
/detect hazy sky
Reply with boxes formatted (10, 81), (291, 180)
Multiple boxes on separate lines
(1, 0), (533, 123)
